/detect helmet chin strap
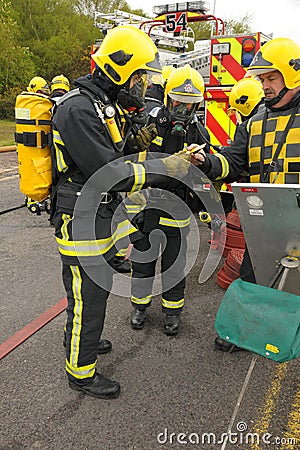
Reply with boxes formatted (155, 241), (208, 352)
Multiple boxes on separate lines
(264, 86), (289, 107)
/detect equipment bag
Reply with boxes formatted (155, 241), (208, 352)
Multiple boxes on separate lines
(215, 278), (300, 362)
(15, 92), (53, 202)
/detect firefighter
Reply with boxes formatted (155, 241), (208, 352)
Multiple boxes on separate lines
(192, 37), (300, 351)
(27, 76), (50, 96)
(51, 25), (193, 399)
(128, 64), (210, 336)
(50, 74), (70, 101)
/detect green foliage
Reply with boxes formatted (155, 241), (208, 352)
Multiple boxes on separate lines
(0, 88), (20, 120)
(0, 2), (35, 95)
(10, 0), (99, 84)
(223, 14), (253, 35)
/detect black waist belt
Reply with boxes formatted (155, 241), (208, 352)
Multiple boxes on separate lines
(56, 181), (119, 215)
(15, 131), (51, 148)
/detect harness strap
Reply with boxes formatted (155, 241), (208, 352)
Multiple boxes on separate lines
(259, 106), (298, 183)
(15, 131), (52, 148)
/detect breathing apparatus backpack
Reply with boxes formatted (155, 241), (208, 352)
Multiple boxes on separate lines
(15, 91), (53, 202)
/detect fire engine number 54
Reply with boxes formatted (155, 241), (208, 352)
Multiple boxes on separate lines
(165, 12), (188, 33)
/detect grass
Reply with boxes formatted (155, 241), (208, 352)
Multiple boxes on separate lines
(0, 120), (15, 146)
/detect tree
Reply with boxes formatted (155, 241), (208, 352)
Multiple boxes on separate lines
(0, 1), (35, 95)
(190, 13), (253, 43)
(10, 0), (99, 82)
(224, 14), (253, 35)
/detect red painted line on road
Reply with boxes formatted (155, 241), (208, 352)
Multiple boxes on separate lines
(0, 297), (67, 360)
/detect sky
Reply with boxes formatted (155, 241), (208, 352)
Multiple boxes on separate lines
(127, 0), (300, 46)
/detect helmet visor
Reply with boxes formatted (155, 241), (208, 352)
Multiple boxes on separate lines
(168, 92), (203, 104)
(145, 52), (162, 74)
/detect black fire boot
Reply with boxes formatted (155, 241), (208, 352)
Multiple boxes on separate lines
(131, 308), (147, 330)
(69, 372), (120, 399)
(164, 314), (180, 336)
(63, 332), (112, 355)
(214, 336), (244, 353)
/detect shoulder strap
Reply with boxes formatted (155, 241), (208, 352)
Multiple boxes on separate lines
(260, 106), (298, 182)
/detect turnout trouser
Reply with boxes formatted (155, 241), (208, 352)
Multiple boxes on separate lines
(62, 263), (112, 383)
(240, 246), (256, 284)
(131, 230), (187, 315)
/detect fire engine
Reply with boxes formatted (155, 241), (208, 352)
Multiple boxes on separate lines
(92, 1), (271, 147)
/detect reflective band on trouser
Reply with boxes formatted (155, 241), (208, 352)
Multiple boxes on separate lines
(131, 295), (152, 306)
(53, 130), (68, 173)
(162, 298), (185, 309)
(66, 359), (96, 379)
(159, 217), (190, 228)
(56, 219), (137, 258)
(61, 213), (71, 241)
(126, 162), (146, 193)
(214, 153), (229, 179)
(65, 265), (96, 380)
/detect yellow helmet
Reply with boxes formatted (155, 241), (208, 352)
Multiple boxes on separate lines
(27, 77), (50, 95)
(51, 74), (70, 93)
(91, 25), (161, 85)
(149, 73), (164, 87)
(162, 65), (175, 84)
(247, 37), (300, 89)
(164, 64), (204, 105)
(229, 78), (264, 117)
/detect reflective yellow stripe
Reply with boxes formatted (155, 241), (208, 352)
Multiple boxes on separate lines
(125, 204), (146, 214)
(70, 265), (83, 367)
(138, 150), (147, 162)
(61, 213), (71, 241)
(66, 359), (96, 379)
(115, 248), (128, 257)
(214, 153), (229, 179)
(131, 295), (152, 305)
(152, 136), (163, 146)
(56, 219), (136, 257)
(162, 298), (185, 309)
(158, 216), (190, 228)
(53, 129), (63, 144)
(53, 130), (68, 172)
(129, 162), (146, 193)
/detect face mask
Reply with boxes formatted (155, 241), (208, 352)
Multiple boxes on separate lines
(117, 72), (147, 111)
(169, 101), (195, 136)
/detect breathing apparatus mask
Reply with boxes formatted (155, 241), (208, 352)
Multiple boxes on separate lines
(167, 94), (200, 136)
(117, 69), (149, 125)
